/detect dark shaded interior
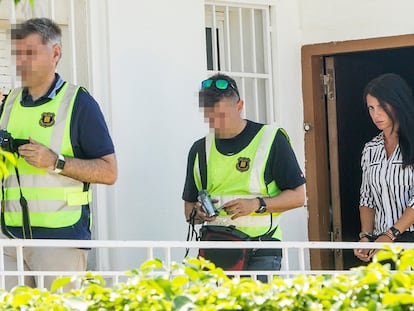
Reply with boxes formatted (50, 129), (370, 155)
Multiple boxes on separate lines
(327, 47), (414, 269)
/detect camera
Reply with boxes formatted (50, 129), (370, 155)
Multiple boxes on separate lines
(198, 190), (219, 217)
(0, 129), (29, 154)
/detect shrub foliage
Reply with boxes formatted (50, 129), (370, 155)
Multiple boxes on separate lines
(0, 246), (414, 310)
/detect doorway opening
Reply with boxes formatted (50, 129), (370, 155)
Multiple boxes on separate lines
(301, 35), (414, 270)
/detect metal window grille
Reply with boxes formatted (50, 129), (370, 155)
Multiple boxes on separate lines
(0, 0), (84, 89)
(0, 27), (12, 93)
(204, 1), (274, 123)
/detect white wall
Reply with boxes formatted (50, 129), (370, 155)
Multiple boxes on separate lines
(271, 0), (307, 242)
(99, 0), (208, 270)
(299, 0), (414, 44)
(92, 0), (313, 271)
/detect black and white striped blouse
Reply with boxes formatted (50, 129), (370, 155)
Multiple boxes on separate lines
(360, 132), (414, 235)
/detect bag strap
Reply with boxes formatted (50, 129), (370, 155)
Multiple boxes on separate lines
(0, 155), (32, 239)
(199, 138), (207, 189)
(15, 165), (32, 239)
(184, 206), (200, 257)
(184, 139), (208, 258)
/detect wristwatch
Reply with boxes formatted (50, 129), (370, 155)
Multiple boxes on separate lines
(255, 197), (267, 214)
(389, 226), (401, 239)
(53, 154), (65, 174)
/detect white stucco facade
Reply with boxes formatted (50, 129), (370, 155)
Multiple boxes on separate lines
(1, 0), (414, 271)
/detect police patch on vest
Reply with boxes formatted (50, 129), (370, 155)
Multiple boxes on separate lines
(39, 112), (55, 127)
(236, 157), (250, 172)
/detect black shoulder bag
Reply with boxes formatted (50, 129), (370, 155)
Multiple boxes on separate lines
(198, 222), (276, 271)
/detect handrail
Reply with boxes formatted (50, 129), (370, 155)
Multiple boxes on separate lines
(1, 239), (412, 248)
(0, 240), (410, 289)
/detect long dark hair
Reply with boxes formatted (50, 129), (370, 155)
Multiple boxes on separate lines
(363, 73), (414, 166)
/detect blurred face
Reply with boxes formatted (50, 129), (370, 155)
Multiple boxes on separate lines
(203, 98), (243, 131)
(366, 94), (397, 132)
(13, 33), (60, 88)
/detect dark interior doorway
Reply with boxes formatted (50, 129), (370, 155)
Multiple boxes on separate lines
(302, 35), (414, 270)
(329, 47), (414, 269)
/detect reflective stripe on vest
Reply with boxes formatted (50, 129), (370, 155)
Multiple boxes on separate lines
(196, 124), (283, 239)
(0, 83), (87, 228)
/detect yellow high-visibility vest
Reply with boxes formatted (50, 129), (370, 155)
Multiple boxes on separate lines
(194, 124), (283, 239)
(0, 83), (91, 228)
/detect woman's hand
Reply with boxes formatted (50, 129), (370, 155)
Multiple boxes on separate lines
(354, 237), (375, 262)
(354, 234), (394, 262)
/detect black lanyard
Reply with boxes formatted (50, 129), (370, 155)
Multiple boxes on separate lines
(1, 159), (32, 239)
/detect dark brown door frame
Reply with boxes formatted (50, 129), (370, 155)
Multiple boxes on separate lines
(301, 34), (414, 270)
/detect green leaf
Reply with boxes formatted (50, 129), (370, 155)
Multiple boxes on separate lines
(383, 293), (414, 306)
(375, 249), (395, 263)
(172, 295), (193, 309)
(11, 292), (32, 307)
(398, 249), (414, 271)
(139, 258), (164, 274)
(171, 275), (189, 289)
(50, 276), (72, 292)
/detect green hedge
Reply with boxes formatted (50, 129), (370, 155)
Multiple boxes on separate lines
(1, 246), (414, 310)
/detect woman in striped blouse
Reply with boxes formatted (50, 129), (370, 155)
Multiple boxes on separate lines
(354, 73), (414, 262)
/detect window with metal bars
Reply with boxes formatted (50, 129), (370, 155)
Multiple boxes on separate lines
(204, 2), (274, 123)
(0, 27), (12, 93)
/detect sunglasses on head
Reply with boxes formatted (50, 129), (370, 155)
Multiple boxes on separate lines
(201, 78), (240, 97)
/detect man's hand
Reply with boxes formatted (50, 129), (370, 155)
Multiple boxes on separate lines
(223, 198), (259, 219)
(18, 137), (57, 170)
(196, 200), (218, 222)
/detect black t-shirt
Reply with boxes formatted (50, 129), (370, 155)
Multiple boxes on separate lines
(0, 93), (6, 105)
(182, 120), (306, 202)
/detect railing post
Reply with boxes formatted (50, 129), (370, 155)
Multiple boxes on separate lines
(0, 246), (4, 289)
(164, 247), (171, 269)
(299, 247), (305, 270)
(37, 275), (44, 289)
(16, 246), (24, 286)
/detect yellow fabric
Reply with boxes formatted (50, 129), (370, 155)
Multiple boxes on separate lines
(194, 125), (283, 239)
(1, 83), (86, 228)
(3, 187), (91, 206)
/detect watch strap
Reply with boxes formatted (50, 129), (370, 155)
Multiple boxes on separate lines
(389, 226), (401, 238)
(53, 154), (65, 174)
(255, 197), (267, 213)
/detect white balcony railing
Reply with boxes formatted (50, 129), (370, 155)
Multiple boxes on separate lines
(0, 239), (412, 289)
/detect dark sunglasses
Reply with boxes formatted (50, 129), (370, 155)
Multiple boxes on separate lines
(201, 78), (240, 97)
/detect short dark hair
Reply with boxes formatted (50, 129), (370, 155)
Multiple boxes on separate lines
(364, 73), (414, 166)
(11, 17), (62, 46)
(199, 73), (240, 107)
